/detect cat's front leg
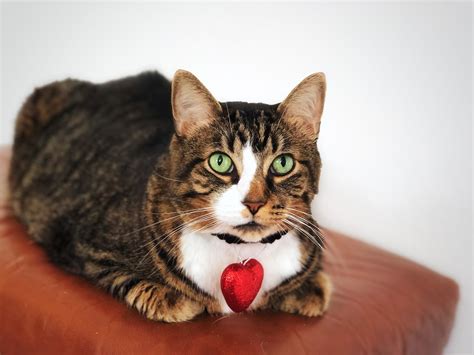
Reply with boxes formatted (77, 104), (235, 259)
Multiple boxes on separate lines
(115, 279), (205, 322)
(267, 271), (332, 317)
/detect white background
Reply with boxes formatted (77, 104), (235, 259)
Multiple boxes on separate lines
(1, 2), (472, 354)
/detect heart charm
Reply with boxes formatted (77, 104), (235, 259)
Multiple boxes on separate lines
(220, 258), (264, 313)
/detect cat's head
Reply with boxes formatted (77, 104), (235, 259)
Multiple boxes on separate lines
(166, 70), (325, 243)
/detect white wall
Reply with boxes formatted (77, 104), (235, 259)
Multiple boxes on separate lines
(1, 3), (472, 353)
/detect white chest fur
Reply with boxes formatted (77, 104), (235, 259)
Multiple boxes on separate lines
(179, 231), (302, 313)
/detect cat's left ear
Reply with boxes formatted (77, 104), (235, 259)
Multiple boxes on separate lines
(172, 70), (222, 137)
(277, 73), (326, 139)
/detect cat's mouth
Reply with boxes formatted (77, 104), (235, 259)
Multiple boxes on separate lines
(212, 230), (288, 244)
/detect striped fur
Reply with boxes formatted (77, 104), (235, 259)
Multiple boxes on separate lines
(9, 70), (331, 322)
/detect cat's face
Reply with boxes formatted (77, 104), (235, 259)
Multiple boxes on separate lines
(166, 70), (325, 243)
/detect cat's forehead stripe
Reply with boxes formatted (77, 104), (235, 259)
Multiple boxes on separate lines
(219, 107), (282, 154)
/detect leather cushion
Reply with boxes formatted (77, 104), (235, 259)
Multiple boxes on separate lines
(0, 147), (458, 354)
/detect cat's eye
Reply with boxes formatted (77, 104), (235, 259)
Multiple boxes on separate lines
(271, 154), (294, 176)
(209, 152), (234, 174)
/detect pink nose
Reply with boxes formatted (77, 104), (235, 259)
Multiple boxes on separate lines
(243, 201), (265, 215)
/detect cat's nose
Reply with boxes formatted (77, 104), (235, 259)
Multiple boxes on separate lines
(243, 201), (265, 215)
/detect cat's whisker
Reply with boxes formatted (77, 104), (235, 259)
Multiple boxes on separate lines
(127, 208), (216, 239)
(136, 213), (218, 269)
(283, 220), (320, 249)
(148, 208), (214, 224)
(283, 219), (324, 250)
(135, 212), (216, 255)
(166, 219), (221, 257)
(284, 210), (325, 244)
(148, 213), (218, 250)
(286, 218), (325, 250)
(285, 213), (324, 240)
(284, 208), (318, 226)
(156, 207), (214, 216)
(286, 207), (314, 218)
(285, 213), (324, 241)
(155, 219), (223, 277)
(285, 209), (320, 225)
(150, 212), (216, 242)
(285, 213), (346, 270)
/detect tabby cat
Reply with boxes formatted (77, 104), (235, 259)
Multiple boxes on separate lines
(9, 70), (332, 322)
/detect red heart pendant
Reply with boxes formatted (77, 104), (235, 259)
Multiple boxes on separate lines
(220, 258), (264, 313)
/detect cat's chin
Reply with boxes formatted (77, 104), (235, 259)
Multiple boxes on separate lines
(211, 229), (289, 244)
(201, 218), (288, 243)
(233, 221), (265, 231)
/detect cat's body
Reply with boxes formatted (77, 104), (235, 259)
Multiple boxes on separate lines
(9, 70), (331, 322)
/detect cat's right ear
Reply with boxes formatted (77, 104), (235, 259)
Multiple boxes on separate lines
(171, 70), (222, 137)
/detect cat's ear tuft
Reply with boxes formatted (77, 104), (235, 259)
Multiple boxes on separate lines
(277, 72), (326, 139)
(171, 70), (222, 137)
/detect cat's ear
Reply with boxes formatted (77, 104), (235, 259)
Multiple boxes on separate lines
(277, 73), (326, 139)
(171, 70), (222, 137)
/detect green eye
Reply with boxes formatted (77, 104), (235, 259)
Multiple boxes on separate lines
(209, 152), (234, 174)
(271, 154), (294, 176)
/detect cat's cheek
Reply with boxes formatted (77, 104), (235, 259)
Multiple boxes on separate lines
(213, 185), (252, 227)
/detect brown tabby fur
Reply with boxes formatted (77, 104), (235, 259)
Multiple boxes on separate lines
(9, 70), (331, 322)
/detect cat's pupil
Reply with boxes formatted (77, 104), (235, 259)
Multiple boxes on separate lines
(280, 156), (286, 167)
(217, 155), (223, 166)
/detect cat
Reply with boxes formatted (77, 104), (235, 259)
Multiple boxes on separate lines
(9, 69), (332, 322)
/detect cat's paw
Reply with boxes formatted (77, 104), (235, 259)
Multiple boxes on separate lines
(273, 271), (332, 317)
(125, 282), (204, 322)
(205, 299), (225, 316)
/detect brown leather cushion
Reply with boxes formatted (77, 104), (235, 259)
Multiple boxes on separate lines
(0, 147), (458, 354)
